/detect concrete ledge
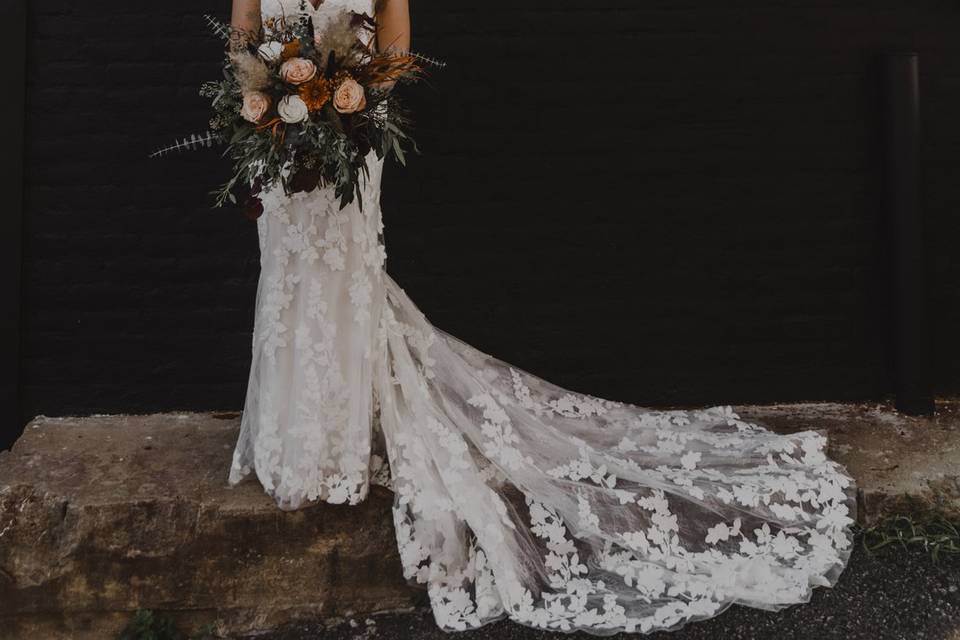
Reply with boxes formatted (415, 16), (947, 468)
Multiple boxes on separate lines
(0, 413), (421, 640)
(732, 400), (960, 526)
(1, 401), (958, 638)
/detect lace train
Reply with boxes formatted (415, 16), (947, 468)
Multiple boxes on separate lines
(369, 274), (857, 634)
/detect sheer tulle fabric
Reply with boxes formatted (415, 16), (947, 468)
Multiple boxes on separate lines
(228, 0), (858, 634)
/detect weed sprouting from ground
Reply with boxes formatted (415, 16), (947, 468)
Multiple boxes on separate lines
(117, 609), (218, 640)
(855, 515), (960, 564)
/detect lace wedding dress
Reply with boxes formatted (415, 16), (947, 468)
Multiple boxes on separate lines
(227, 0), (858, 634)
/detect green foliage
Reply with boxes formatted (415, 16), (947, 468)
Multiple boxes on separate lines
(204, 71), (419, 211)
(856, 515), (960, 564)
(117, 609), (218, 640)
(151, 11), (438, 212)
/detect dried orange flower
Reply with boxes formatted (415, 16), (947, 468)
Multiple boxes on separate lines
(298, 77), (332, 111)
(281, 40), (301, 60)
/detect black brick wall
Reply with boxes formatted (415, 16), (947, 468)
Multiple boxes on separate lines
(12, 0), (960, 447)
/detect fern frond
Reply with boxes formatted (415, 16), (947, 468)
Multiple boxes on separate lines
(401, 51), (447, 69)
(149, 131), (222, 158)
(204, 14), (231, 40)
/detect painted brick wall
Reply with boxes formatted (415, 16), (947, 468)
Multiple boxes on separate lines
(14, 0), (960, 447)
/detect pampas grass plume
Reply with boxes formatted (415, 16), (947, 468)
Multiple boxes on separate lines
(230, 51), (271, 92)
(316, 10), (363, 61)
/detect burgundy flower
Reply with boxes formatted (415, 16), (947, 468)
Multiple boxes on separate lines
(290, 166), (321, 194)
(356, 137), (372, 158)
(242, 195), (264, 220)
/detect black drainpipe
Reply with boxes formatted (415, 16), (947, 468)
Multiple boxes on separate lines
(0, 0), (26, 451)
(881, 52), (934, 416)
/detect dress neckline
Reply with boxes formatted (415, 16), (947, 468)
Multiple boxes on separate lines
(265, 0), (374, 21)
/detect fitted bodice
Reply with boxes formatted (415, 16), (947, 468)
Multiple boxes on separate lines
(261, 0), (376, 31)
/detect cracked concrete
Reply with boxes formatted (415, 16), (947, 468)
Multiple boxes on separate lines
(0, 399), (958, 638)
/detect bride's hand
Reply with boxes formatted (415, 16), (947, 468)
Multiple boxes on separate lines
(370, 79), (397, 94)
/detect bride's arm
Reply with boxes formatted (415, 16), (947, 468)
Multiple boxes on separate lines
(230, 0), (262, 50)
(373, 0), (410, 92)
(376, 0), (410, 54)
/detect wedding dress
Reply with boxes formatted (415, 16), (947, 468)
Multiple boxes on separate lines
(227, 0), (858, 634)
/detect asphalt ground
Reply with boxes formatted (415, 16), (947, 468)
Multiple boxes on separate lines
(241, 541), (960, 640)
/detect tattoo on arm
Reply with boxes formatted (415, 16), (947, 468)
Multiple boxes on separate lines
(229, 25), (261, 52)
(229, 0), (263, 51)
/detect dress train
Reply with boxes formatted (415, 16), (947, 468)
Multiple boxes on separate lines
(228, 0), (858, 633)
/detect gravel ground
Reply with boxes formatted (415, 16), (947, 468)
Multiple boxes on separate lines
(239, 543), (960, 640)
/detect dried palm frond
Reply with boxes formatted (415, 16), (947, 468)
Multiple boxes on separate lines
(356, 52), (423, 86)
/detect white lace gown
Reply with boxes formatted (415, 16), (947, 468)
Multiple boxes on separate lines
(227, 0), (859, 634)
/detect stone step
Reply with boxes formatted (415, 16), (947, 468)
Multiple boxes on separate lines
(1, 402), (958, 639)
(0, 413), (421, 640)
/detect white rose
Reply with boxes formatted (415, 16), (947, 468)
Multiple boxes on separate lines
(277, 94), (309, 124)
(257, 41), (283, 62)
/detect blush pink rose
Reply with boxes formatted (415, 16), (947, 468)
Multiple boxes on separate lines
(333, 78), (366, 114)
(240, 91), (271, 123)
(280, 57), (317, 85)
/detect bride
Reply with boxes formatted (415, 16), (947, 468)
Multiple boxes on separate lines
(225, 0), (858, 634)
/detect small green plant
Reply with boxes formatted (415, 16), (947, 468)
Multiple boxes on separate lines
(856, 515), (960, 564)
(117, 609), (218, 640)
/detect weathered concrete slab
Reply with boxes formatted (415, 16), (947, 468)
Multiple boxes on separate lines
(733, 399), (960, 527)
(0, 413), (420, 640)
(0, 400), (957, 638)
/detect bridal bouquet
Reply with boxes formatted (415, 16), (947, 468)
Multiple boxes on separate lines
(151, 4), (441, 217)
